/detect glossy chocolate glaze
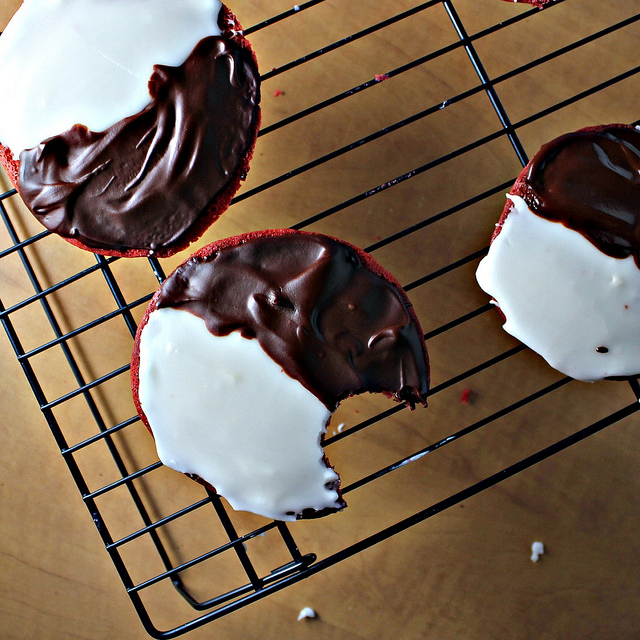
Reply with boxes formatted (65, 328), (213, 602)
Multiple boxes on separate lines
(522, 125), (640, 267)
(156, 232), (429, 411)
(18, 36), (259, 254)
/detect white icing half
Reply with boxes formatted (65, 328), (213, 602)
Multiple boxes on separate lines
(0, 0), (222, 157)
(476, 195), (640, 381)
(137, 307), (340, 522)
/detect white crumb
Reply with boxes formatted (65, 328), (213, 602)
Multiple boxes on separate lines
(293, 4), (300, 10)
(530, 541), (545, 562)
(337, 422), (345, 433)
(297, 607), (317, 621)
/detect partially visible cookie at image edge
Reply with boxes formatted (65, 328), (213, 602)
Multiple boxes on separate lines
(0, 0), (261, 257)
(477, 123), (640, 381)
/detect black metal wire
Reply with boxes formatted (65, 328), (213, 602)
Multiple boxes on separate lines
(1, 1), (639, 638)
(243, 0), (327, 36)
(253, 1), (547, 138)
(257, 0), (443, 82)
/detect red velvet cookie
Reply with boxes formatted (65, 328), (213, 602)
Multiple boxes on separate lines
(477, 124), (640, 381)
(0, 2), (260, 258)
(132, 230), (430, 520)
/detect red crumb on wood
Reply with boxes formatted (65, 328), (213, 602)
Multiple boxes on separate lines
(502, 0), (551, 7)
(460, 388), (473, 405)
(273, 89), (285, 97)
(375, 74), (390, 82)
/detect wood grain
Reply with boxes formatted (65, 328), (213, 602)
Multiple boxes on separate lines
(1, 1), (639, 639)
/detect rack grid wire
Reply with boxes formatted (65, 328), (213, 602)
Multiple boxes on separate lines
(1, 0), (640, 637)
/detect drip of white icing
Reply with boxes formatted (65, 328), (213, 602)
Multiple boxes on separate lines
(0, 0), (222, 157)
(476, 195), (640, 381)
(137, 307), (339, 522)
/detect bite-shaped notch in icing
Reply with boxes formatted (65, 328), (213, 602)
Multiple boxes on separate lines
(133, 231), (430, 521)
(137, 309), (340, 522)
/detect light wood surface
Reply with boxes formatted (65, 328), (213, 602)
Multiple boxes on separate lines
(1, 1), (640, 639)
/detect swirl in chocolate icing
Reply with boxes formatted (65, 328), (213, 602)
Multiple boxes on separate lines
(522, 124), (640, 267)
(17, 36), (259, 254)
(156, 232), (429, 411)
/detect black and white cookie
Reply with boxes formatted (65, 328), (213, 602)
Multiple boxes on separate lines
(0, 0), (260, 257)
(477, 124), (640, 381)
(132, 230), (430, 521)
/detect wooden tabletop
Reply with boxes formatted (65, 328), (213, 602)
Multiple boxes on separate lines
(1, 1), (639, 639)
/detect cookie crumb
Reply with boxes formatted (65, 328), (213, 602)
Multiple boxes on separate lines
(298, 607), (317, 621)
(530, 541), (544, 562)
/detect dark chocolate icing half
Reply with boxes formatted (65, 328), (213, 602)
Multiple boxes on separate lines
(521, 124), (640, 267)
(18, 36), (260, 254)
(155, 232), (429, 411)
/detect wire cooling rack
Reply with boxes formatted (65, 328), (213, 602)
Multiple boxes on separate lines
(2, 0), (640, 637)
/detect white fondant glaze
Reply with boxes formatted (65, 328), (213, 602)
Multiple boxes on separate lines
(137, 307), (339, 522)
(476, 195), (640, 381)
(0, 0), (222, 157)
